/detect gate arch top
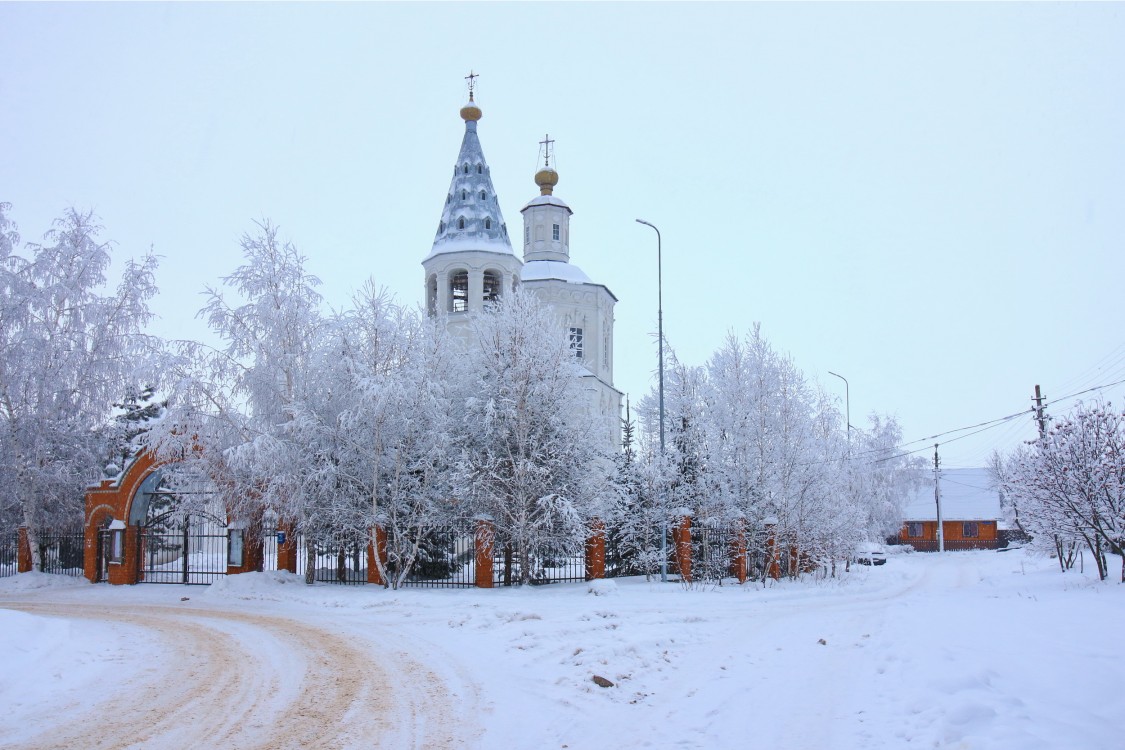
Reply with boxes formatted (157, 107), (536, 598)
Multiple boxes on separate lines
(84, 449), (170, 583)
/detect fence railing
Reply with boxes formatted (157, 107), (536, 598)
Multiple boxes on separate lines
(492, 540), (585, 587)
(1, 532), (17, 578)
(891, 537), (999, 552)
(296, 534), (369, 584)
(391, 522), (477, 588)
(36, 529), (87, 577)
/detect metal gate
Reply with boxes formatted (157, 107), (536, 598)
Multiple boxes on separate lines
(96, 528), (110, 582)
(139, 509), (229, 584)
(296, 533), (368, 585)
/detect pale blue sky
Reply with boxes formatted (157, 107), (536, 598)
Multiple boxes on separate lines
(3, 2), (1123, 468)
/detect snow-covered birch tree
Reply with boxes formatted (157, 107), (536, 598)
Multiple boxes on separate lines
(156, 220), (327, 555)
(0, 205), (159, 567)
(999, 402), (1125, 581)
(457, 289), (610, 585)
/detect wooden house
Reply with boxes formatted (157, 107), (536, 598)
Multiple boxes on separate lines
(895, 467), (1001, 551)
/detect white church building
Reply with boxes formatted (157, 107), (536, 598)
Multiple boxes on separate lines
(421, 84), (622, 453)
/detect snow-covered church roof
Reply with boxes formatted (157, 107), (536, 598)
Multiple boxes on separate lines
(520, 259), (592, 284)
(425, 94), (515, 262)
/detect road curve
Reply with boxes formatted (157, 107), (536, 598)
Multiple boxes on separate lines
(0, 600), (475, 750)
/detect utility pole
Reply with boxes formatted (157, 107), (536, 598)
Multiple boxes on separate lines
(934, 443), (944, 553)
(1033, 385), (1047, 439)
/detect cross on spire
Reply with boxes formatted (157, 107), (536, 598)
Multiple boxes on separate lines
(539, 133), (555, 167)
(465, 70), (479, 100)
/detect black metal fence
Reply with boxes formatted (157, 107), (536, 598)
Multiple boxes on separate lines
(492, 540), (585, 586)
(140, 511), (229, 584)
(605, 522), (669, 579)
(692, 524), (736, 583)
(0, 531), (17, 578)
(36, 528), (86, 577)
(296, 533), (369, 584)
(392, 522), (477, 588)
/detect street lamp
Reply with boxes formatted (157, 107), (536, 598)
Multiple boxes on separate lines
(828, 370), (851, 449)
(636, 218), (667, 583)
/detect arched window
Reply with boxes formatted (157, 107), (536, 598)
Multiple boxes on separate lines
(463, 164), (469, 174)
(477, 164), (483, 174)
(439, 221), (445, 232)
(426, 274), (438, 316)
(450, 271), (469, 313)
(461, 189), (467, 200)
(446, 194), (451, 204)
(483, 271), (501, 303)
(480, 191), (487, 200)
(569, 327), (584, 359)
(484, 218), (492, 230)
(458, 217), (465, 230)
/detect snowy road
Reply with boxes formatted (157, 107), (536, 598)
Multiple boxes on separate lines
(1, 550), (1122, 750)
(0, 594), (478, 750)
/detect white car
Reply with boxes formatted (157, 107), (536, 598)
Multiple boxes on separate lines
(855, 545), (887, 566)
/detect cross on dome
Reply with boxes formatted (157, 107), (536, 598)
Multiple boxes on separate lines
(539, 134), (555, 167)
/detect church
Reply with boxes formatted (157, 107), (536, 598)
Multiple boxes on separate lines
(421, 79), (622, 453)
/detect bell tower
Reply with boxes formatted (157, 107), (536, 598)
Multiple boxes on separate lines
(519, 138), (622, 452)
(422, 72), (521, 320)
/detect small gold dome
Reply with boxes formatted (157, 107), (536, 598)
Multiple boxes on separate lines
(535, 166), (559, 195)
(460, 94), (482, 122)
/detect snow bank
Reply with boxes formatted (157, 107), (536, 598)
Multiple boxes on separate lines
(0, 571), (90, 592)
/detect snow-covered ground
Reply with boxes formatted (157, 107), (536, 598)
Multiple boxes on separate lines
(1, 548), (1121, 749)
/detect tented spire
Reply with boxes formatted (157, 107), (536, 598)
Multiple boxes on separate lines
(427, 79), (513, 259)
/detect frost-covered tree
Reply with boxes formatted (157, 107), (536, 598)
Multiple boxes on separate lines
(457, 289), (611, 585)
(0, 205), (159, 566)
(105, 384), (167, 476)
(999, 402), (1125, 581)
(333, 291), (463, 588)
(608, 400), (667, 579)
(631, 325), (919, 582)
(156, 220), (328, 560)
(848, 415), (924, 542)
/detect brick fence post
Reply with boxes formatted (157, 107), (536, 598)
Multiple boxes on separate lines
(765, 523), (781, 580)
(730, 518), (748, 584)
(275, 522), (298, 574)
(585, 518), (606, 581)
(672, 512), (692, 583)
(474, 517), (494, 588)
(367, 525), (388, 586)
(17, 526), (32, 573)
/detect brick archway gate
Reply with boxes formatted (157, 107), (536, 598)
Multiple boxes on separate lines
(83, 450), (263, 584)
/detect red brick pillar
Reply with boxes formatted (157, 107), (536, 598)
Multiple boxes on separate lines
(672, 513), (692, 583)
(275, 523), (298, 574)
(730, 520), (748, 584)
(107, 526), (141, 585)
(367, 526), (388, 585)
(475, 517), (494, 588)
(765, 523), (781, 581)
(83, 517), (104, 583)
(17, 526), (32, 573)
(585, 518), (606, 581)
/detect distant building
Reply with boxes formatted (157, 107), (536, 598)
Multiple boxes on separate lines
(421, 83), (622, 453)
(895, 467), (1002, 551)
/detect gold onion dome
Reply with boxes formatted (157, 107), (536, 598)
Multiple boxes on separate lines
(535, 166), (559, 195)
(460, 93), (482, 122)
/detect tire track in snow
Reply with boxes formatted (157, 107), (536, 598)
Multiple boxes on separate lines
(0, 601), (470, 750)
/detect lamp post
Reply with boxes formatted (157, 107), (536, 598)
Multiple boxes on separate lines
(636, 218), (667, 583)
(828, 370), (850, 450)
